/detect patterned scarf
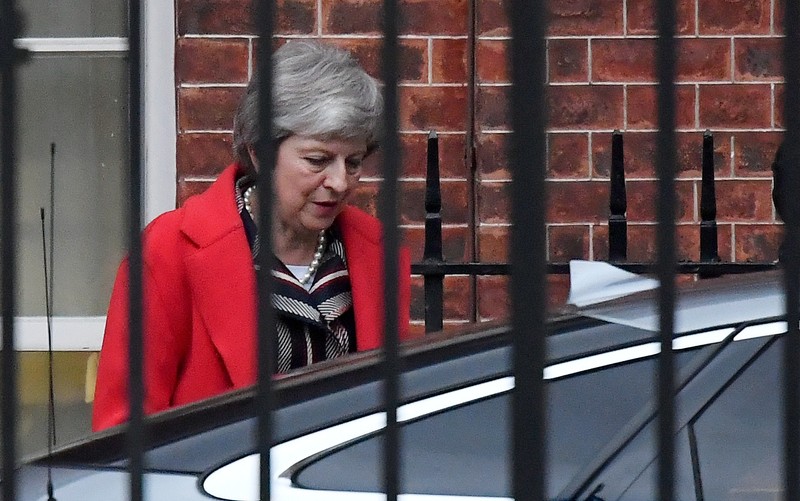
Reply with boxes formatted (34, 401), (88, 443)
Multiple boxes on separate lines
(234, 176), (356, 373)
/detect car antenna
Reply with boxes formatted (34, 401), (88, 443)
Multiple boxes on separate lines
(39, 142), (58, 500)
(40, 207), (57, 500)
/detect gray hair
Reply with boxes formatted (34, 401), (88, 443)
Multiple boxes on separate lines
(232, 40), (383, 170)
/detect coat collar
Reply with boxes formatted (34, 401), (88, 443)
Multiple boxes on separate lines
(181, 164), (258, 386)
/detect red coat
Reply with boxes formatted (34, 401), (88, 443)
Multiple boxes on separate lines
(92, 164), (413, 431)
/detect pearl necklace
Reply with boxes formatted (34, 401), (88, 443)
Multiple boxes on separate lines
(243, 185), (327, 285)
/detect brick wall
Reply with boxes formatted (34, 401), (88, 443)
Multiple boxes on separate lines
(175, 0), (785, 330)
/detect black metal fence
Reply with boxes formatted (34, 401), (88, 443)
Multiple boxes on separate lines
(1, 0), (800, 501)
(414, 129), (780, 332)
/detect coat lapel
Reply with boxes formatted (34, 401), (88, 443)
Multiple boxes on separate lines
(181, 165), (257, 387)
(338, 207), (385, 351)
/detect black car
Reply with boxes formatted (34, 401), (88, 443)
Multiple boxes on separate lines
(14, 266), (790, 500)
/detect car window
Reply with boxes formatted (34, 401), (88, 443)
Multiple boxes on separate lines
(291, 347), (701, 497)
(596, 334), (782, 501)
(567, 332), (779, 500)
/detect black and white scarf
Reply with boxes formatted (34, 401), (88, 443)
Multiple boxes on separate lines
(234, 176), (356, 373)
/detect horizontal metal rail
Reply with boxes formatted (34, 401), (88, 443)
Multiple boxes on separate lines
(411, 261), (778, 276)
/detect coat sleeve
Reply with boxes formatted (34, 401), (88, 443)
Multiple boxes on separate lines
(92, 254), (190, 431)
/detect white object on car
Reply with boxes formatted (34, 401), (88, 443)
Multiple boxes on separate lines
(567, 260), (659, 307)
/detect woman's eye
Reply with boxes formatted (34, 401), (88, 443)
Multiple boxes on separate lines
(305, 157), (329, 167)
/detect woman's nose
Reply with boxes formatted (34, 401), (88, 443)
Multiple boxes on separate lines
(324, 160), (349, 192)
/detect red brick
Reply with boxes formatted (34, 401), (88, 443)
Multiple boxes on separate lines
(400, 180), (470, 225)
(734, 37), (783, 81)
(177, 133), (234, 177)
(321, 0), (380, 34)
(775, 0), (785, 35)
(479, 182), (510, 224)
(433, 39), (469, 84)
(326, 38), (428, 83)
(699, 84), (772, 129)
(176, 38), (249, 84)
(477, 133), (511, 180)
(548, 85), (624, 130)
(178, 87), (244, 131)
(627, 0), (695, 35)
(593, 223), (734, 261)
(382, 133), (468, 179)
(547, 0), (624, 36)
(775, 84), (784, 128)
(627, 84), (696, 130)
(477, 40), (509, 83)
(323, 0), (468, 35)
(477, 86), (510, 130)
(478, 225), (509, 261)
(677, 39), (733, 81)
(179, 0), (315, 35)
(276, 0), (318, 34)
(400, 86), (469, 131)
(549, 225), (590, 261)
(732, 132), (783, 177)
(625, 180), (696, 222)
(178, 0), (252, 35)
(549, 133), (590, 178)
(410, 275), (474, 321)
(350, 182), (380, 216)
(735, 224), (782, 261)
(404, 226), (472, 262)
(402, 0), (468, 35)
(715, 179), (774, 221)
(592, 39), (656, 83)
(478, 0), (509, 36)
(548, 274), (571, 311)
(549, 39), (589, 83)
(477, 275), (509, 320)
(177, 179), (214, 206)
(591, 131), (731, 179)
(547, 181), (609, 223)
(698, 0), (771, 35)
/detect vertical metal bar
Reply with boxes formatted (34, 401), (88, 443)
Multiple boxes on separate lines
(654, 0), (677, 497)
(253, 1), (275, 500)
(126, 0), (145, 498)
(1, 2), (22, 499)
(506, 0), (547, 499)
(608, 130), (627, 262)
(782, 0), (800, 496)
(423, 131), (444, 333)
(466, 0), (479, 324)
(380, 0), (401, 496)
(699, 131), (720, 276)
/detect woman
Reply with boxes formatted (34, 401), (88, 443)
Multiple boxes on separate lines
(92, 41), (413, 431)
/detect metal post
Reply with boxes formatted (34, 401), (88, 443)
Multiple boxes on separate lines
(781, 0), (800, 496)
(126, 0), (145, 499)
(380, 0), (402, 496)
(0, 2), (25, 499)
(506, 0), (548, 499)
(608, 130), (627, 262)
(423, 131), (444, 333)
(699, 131), (720, 278)
(654, 0), (678, 498)
(253, 1), (276, 500)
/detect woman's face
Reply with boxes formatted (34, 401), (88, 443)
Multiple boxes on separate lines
(271, 135), (367, 241)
